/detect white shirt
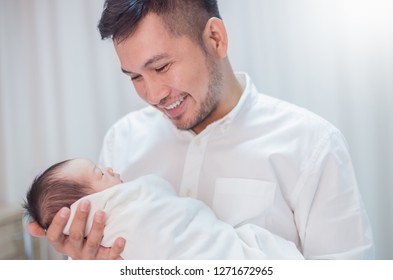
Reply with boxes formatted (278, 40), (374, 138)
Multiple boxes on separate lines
(64, 175), (303, 259)
(99, 73), (374, 259)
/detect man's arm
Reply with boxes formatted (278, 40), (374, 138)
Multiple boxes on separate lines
(294, 131), (374, 259)
(27, 202), (126, 260)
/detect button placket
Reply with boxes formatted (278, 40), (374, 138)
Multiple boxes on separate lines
(179, 135), (209, 198)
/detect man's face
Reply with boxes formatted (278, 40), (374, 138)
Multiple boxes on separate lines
(114, 14), (224, 134)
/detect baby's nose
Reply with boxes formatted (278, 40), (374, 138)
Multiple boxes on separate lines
(105, 167), (114, 176)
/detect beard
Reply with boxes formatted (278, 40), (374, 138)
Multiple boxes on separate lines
(175, 56), (224, 131)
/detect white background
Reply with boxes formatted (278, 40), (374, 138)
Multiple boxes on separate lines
(1, 0), (392, 259)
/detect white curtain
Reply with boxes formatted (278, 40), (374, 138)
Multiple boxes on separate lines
(0, 0), (392, 259)
(0, 0), (144, 202)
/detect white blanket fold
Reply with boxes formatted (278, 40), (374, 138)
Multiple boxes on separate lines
(64, 174), (303, 259)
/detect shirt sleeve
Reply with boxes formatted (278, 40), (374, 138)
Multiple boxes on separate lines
(293, 131), (374, 259)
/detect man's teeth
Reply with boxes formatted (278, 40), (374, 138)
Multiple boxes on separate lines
(165, 97), (184, 110)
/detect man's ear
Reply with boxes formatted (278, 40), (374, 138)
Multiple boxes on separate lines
(202, 17), (228, 59)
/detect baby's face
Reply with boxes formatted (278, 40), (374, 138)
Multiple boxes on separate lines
(61, 158), (123, 192)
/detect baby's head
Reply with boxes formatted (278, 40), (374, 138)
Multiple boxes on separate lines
(23, 158), (122, 229)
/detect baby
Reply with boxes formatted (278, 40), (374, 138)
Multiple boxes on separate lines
(24, 158), (122, 229)
(24, 158), (303, 260)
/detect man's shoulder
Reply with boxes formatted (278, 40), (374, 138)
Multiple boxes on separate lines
(258, 93), (338, 131)
(247, 93), (342, 146)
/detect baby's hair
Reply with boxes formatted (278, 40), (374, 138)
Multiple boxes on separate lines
(23, 159), (92, 229)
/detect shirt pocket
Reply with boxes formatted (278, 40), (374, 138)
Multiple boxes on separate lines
(212, 177), (276, 227)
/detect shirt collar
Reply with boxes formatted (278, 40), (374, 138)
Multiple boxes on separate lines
(222, 72), (253, 124)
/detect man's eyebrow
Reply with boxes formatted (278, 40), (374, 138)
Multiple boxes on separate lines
(143, 53), (170, 68)
(121, 53), (170, 75)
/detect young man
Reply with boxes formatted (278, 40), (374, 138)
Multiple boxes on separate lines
(29, 0), (374, 259)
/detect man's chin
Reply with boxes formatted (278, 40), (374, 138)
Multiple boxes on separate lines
(169, 112), (206, 132)
(171, 118), (196, 131)
(173, 122), (193, 131)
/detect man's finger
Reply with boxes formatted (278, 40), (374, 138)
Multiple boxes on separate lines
(109, 237), (126, 260)
(68, 200), (90, 252)
(46, 207), (70, 252)
(95, 237), (125, 260)
(27, 221), (46, 237)
(83, 210), (106, 259)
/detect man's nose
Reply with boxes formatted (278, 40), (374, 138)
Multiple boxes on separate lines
(144, 80), (170, 105)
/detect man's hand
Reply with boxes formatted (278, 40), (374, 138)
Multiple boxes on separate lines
(27, 200), (125, 259)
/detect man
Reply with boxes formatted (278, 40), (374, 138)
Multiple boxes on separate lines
(28, 0), (374, 259)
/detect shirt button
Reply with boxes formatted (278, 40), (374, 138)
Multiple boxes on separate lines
(186, 189), (193, 197)
(194, 139), (201, 146)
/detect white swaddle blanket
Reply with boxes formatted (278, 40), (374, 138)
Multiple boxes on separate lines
(64, 174), (303, 259)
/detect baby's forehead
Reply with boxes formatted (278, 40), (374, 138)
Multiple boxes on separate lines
(71, 158), (95, 167)
(61, 158), (96, 175)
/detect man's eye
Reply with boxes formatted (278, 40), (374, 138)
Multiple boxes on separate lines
(156, 64), (170, 73)
(131, 75), (141, 81)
